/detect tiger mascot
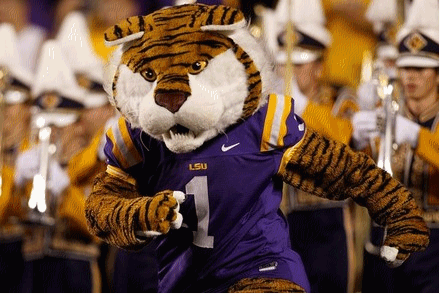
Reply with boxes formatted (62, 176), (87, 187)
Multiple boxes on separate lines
(85, 4), (429, 292)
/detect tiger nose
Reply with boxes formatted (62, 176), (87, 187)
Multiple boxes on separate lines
(154, 91), (188, 113)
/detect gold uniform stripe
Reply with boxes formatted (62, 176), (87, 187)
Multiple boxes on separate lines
(117, 118), (143, 163)
(277, 95), (292, 146)
(261, 94), (278, 152)
(106, 128), (130, 169)
(277, 130), (307, 176)
(261, 94), (292, 152)
(106, 165), (137, 186)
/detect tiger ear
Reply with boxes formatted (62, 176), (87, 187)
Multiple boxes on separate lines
(199, 6), (247, 32)
(104, 16), (149, 47)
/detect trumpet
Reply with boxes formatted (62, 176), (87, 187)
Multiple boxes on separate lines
(375, 66), (400, 176)
(24, 114), (58, 227)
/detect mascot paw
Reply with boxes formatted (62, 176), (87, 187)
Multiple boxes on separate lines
(136, 191), (185, 238)
(380, 246), (406, 268)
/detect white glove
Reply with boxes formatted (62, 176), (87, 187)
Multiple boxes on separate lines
(15, 145), (70, 196)
(15, 146), (41, 187)
(356, 81), (378, 111)
(47, 161), (70, 197)
(351, 110), (379, 150)
(395, 115), (421, 148)
(380, 245), (405, 268)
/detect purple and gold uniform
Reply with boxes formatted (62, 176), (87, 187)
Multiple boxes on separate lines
(104, 94), (311, 292)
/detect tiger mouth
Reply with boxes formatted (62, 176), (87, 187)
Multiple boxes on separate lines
(163, 124), (197, 140)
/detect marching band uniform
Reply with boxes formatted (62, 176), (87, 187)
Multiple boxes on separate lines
(352, 0), (439, 292)
(356, 0), (400, 112)
(15, 40), (102, 292)
(260, 0), (359, 291)
(0, 23), (34, 293)
(321, 0), (377, 89)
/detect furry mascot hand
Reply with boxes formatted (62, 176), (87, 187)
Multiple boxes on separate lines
(85, 172), (185, 250)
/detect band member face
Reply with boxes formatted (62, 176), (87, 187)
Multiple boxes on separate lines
(293, 61), (323, 97)
(81, 104), (114, 141)
(56, 118), (88, 165)
(399, 67), (439, 101)
(4, 103), (30, 149)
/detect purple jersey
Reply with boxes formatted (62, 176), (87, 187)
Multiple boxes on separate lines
(104, 94), (310, 292)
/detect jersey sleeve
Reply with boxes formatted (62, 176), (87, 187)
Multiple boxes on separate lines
(104, 116), (144, 172)
(260, 93), (306, 152)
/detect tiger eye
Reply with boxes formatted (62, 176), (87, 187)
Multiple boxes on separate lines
(189, 61), (208, 74)
(141, 68), (157, 82)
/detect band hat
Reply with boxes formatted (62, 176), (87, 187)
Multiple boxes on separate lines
(56, 11), (105, 85)
(263, 0), (330, 65)
(56, 12), (108, 108)
(0, 23), (34, 92)
(365, 0), (397, 29)
(365, 0), (399, 60)
(396, 0), (439, 67)
(32, 40), (87, 110)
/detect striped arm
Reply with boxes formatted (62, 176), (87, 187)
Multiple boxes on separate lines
(278, 130), (430, 260)
(85, 170), (179, 250)
(228, 278), (305, 293)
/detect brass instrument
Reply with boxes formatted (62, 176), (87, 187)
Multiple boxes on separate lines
(24, 114), (58, 227)
(375, 67), (399, 176)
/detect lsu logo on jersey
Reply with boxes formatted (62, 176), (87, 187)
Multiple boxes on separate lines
(189, 163), (208, 171)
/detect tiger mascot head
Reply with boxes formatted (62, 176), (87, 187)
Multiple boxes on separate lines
(104, 4), (274, 153)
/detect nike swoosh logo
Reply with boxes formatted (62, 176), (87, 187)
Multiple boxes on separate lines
(221, 142), (240, 152)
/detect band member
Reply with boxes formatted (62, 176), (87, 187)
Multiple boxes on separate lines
(260, 0), (359, 291)
(0, 23), (34, 293)
(352, 0), (439, 291)
(14, 39), (103, 293)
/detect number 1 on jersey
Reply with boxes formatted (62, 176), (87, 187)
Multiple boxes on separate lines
(185, 176), (214, 248)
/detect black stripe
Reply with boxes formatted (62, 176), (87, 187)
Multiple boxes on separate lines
(166, 24), (187, 32)
(247, 80), (261, 92)
(185, 39), (230, 49)
(249, 71), (260, 79)
(169, 63), (191, 68)
(114, 25), (123, 39)
(229, 10), (239, 24)
(206, 5), (218, 26)
(139, 40), (187, 53)
(138, 16), (145, 31)
(126, 18), (132, 25)
(221, 6), (230, 25)
(312, 139), (333, 187)
(114, 200), (124, 227)
(144, 199), (152, 231)
(372, 194), (399, 220)
(134, 51), (191, 72)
